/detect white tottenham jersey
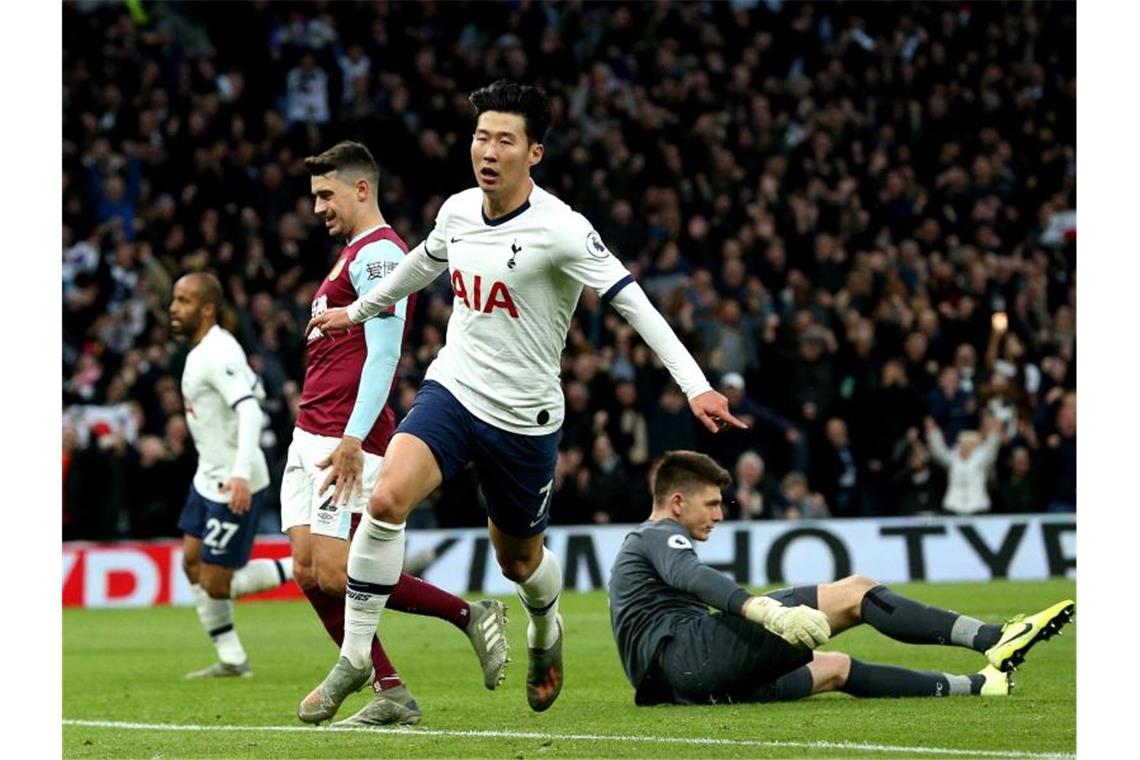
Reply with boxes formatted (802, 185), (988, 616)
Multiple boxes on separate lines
(181, 325), (270, 502)
(421, 184), (632, 434)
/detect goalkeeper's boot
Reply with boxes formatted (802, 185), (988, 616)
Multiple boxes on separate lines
(332, 684), (422, 728)
(985, 599), (1075, 672)
(466, 599), (510, 690)
(298, 657), (374, 724)
(976, 665), (1013, 697)
(185, 660), (251, 679)
(526, 614), (563, 712)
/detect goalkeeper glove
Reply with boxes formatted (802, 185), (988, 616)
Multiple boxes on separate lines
(742, 596), (831, 648)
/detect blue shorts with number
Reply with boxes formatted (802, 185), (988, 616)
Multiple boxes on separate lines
(177, 485), (264, 568)
(396, 380), (560, 538)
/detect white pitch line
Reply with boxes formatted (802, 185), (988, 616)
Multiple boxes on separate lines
(63, 718), (1073, 759)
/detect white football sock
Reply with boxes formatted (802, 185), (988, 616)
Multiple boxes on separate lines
(230, 558), (293, 598)
(193, 584), (247, 665)
(341, 515), (405, 669)
(516, 547), (562, 649)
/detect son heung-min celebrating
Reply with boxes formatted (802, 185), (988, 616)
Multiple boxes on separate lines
(608, 450), (1075, 705)
(304, 80), (746, 715)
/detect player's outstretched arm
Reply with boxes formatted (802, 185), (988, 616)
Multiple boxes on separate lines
(305, 244), (447, 337)
(608, 283), (747, 433)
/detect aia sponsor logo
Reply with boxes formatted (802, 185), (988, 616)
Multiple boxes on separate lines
(451, 270), (519, 318)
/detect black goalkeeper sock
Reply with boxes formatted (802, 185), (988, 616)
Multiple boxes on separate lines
(861, 585), (1001, 652)
(770, 665), (814, 701)
(842, 658), (980, 698)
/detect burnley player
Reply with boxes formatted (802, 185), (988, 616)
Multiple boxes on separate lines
(289, 142), (508, 727)
(170, 273), (294, 678)
(304, 81), (746, 715)
(609, 450), (1075, 706)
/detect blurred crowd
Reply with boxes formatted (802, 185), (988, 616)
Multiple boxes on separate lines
(62, 0), (1076, 541)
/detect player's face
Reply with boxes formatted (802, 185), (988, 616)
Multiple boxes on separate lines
(168, 278), (204, 338)
(311, 173), (358, 239)
(676, 484), (725, 541)
(471, 111), (543, 200)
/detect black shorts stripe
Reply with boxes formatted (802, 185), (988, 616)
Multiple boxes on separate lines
(602, 274), (636, 305)
(230, 395), (255, 409)
(346, 576), (397, 595)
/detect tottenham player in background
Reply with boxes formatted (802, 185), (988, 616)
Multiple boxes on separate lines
(292, 142), (508, 728)
(609, 450), (1075, 705)
(169, 273), (293, 678)
(305, 81), (746, 715)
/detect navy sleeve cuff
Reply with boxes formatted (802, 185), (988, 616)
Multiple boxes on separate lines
(602, 274), (636, 305)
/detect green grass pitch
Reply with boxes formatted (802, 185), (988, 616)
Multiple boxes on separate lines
(63, 579), (1075, 758)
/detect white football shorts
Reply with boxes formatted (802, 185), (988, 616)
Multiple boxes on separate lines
(279, 427), (383, 539)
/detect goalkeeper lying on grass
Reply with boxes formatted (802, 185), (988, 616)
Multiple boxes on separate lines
(608, 450), (1074, 706)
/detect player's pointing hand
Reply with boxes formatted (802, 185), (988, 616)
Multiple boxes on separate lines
(306, 306), (354, 339)
(689, 389), (749, 434)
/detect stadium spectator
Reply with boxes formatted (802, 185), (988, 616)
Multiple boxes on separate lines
(708, 372), (808, 477)
(604, 379), (650, 474)
(729, 451), (785, 521)
(812, 417), (864, 518)
(779, 472), (830, 521)
(285, 53), (332, 125)
(62, 425), (80, 541)
(928, 366), (979, 446)
(994, 446), (1042, 514)
(888, 439), (947, 517)
(647, 385), (700, 460)
(924, 417), (1002, 516)
(1039, 393), (1076, 513)
(865, 359), (927, 471)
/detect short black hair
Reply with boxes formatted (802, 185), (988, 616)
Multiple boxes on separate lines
(469, 80), (552, 145)
(651, 451), (732, 504)
(303, 141), (380, 188)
